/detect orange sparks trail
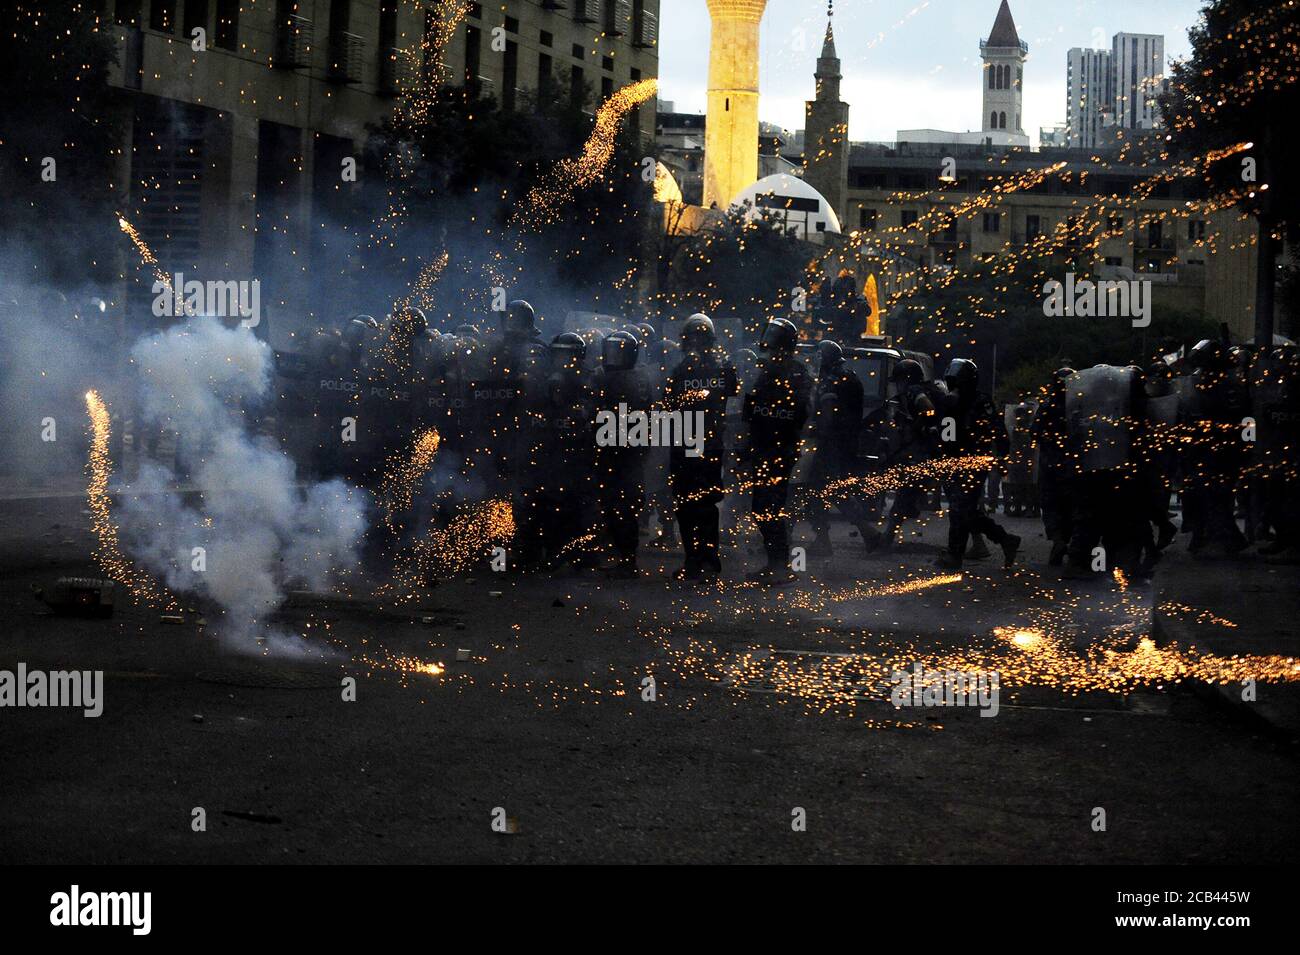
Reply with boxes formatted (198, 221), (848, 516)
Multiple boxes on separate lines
(378, 428), (442, 533)
(84, 390), (174, 607)
(117, 213), (171, 291)
(513, 78), (658, 229)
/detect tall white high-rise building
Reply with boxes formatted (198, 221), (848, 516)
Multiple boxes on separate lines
(1066, 31), (1165, 148)
(1112, 32), (1165, 131)
(1066, 47), (1113, 148)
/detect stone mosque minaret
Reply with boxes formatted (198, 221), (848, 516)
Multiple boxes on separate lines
(704, 0), (769, 210)
(803, 1), (850, 225)
(980, 0), (1029, 146)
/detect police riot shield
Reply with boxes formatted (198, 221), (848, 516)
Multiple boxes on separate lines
(1065, 364), (1135, 472)
(1251, 347), (1300, 456)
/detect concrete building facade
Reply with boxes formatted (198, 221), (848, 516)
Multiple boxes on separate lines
(1112, 32), (1165, 131)
(841, 141), (1256, 339)
(1066, 32), (1165, 148)
(1066, 47), (1113, 149)
(98, 0), (659, 326)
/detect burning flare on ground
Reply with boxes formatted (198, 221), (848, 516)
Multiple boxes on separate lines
(84, 390), (173, 607)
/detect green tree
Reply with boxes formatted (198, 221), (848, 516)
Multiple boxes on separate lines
(660, 205), (810, 329)
(1160, 0), (1300, 342)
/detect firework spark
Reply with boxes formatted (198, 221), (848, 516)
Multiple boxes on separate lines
(513, 78), (658, 230)
(378, 428), (441, 533)
(117, 213), (171, 291)
(84, 390), (174, 607)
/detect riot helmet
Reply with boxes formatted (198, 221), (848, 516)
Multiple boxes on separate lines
(1188, 339), (1226, 371)
(679, 313), (715, 353)
(891, 358), (924, 386)
(602, 330), (640, 371)
(759, 317), (799, 355)
(944, 357), (979, 393)
(817, 339), (845, 375)
(548, 331), (587, 363)
(504, 299), (537, 338)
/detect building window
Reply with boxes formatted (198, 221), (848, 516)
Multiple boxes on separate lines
(999, 111), (1007, 129)
(990, 111), (997, 129)
(570, 65), (585, 109)
(988, 65), (995, 89)
(469, 3), (482, 19)
(859, 208), (877, 231)
(1187, 219), (1206, 241)
(538, 52), (553, 99)
(214, 0), (238, 49)
(983, 212), (1001, 233)
(572, 43), (585, 59)
(601, 75), (613, 100)
(540, 30), (553, 47)
(901, 210), (918, 228)
(504, 16), (518, 33)
(116, 0), (143, 26)
(1026, 214), (1041, 240)
(503, 40), (517, 109)
(602, 55), (614, 72)
(150, 0), (177, 32)
(183, 0), (209, 40)
(465, 26), (480, 86)
(1108, 214), (1123, 232)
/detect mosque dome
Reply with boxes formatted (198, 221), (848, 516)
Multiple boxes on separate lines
(728, 173), (842, 242)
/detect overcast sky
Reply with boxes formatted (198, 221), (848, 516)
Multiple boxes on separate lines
(656, 0), (1206, 142)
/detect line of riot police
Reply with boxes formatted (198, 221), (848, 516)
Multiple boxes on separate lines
(267, 303), (1300, 580)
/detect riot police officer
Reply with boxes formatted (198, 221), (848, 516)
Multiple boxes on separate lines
(806, 340), (869, 557)
(933, 358), (1020, 570)
(638, 321), (680, 548)
(667, 313), (738, 580)
(594, 330), (652, 577)
(477, 299), (544, 494)
(742, 318), (812, 583)
(1181, 339), (1249, 557)
(1032, 367), (1076, 566)
(515, 332), (596, 570)
(882, 358), (937, 549)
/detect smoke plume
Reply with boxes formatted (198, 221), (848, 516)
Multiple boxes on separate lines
(120, 316), (368, 655)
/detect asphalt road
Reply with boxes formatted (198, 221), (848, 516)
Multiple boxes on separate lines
(2, 493), (1297, 864)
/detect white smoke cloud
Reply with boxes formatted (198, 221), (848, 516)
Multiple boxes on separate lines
(121, 316), (369, 655)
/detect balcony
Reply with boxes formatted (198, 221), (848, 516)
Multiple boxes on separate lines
(633, 10), (658, 48)
(980, 38), (1029, 54)
(378, 48), (414, 96)
(606, 0), (632, 36)
(573, 0), (600, 24)
(274, 15), (313, 70)
(327, 31), (365, 84)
